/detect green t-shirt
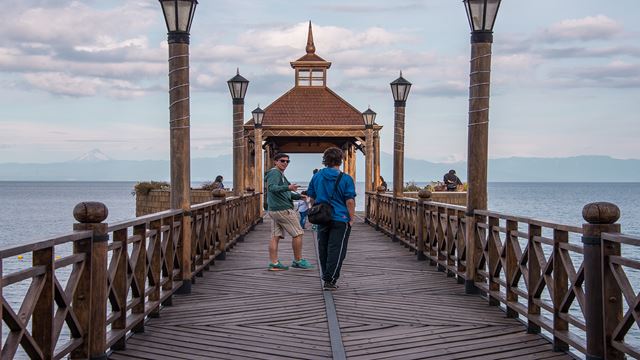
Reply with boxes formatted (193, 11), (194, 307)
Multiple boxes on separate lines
(265, 168), (301, 211)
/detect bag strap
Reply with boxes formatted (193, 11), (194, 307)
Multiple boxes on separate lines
(328, 172), (344, 202)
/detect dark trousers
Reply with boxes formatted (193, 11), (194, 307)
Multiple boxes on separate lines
(317, 221), (351, 284)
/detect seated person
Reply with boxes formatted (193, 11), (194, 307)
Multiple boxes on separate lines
(443, 170), (462, 191)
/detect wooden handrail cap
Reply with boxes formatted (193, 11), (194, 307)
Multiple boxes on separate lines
(212, 189), (227, 198)
(73, 201), (108, 223)
(582, 202), (620, 224)
(418, 189), (432, 199)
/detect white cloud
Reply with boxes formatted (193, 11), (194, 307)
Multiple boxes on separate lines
(543, 15), (623, 42)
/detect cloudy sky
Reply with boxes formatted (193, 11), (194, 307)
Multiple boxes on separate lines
(0, 0), (638, 164)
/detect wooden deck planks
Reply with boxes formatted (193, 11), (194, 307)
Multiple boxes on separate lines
(110, 217), (573, 359)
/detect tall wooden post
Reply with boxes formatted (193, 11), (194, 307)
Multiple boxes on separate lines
(245, 135), (253, 191)
(167, 37), (192, 295)
(365, 127), (374, 192)
(392, 104), (405, 198)
(374, 131), (381, 190)
(349, 145), (356, 182)
(582, 202), (621, 360)
(464, 33), (492, 294)
(255, 125), (263, 215)
(72, 202), (109, 359)
(233, 101), (245, 196)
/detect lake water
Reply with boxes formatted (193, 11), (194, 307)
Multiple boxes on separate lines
(1, 181), (638, 246)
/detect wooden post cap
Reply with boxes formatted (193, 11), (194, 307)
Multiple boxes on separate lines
(418, 189), (432, 199)
(376, 185), (386, 193)
(73, 202), (108, 223)
(582, 202), (620, 224)
(212, 189), (227, 198)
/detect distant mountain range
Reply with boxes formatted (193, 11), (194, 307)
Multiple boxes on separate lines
(0, 150), (638, 183)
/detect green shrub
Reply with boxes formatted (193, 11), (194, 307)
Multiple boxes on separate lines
(132, 181), (170, 196)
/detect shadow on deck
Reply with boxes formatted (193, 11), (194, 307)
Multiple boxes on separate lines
(109, 217), (572, 360)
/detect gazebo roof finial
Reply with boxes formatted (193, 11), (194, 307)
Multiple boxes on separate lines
(306, 21), (316, 54)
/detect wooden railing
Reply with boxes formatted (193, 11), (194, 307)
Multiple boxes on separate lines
(365, 190), (639, 360)
(0, 192), (261, 359)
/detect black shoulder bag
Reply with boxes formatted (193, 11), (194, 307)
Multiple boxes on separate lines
(308, 172), (343, 225)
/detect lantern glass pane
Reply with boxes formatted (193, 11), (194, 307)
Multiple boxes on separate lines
(161, 1), (177, 32)
(177, 1), (192, 32)
(485, 0), (500, 31)
(240, 82), (248, 98)
(391, 85), (399, 101)
(469, 1), (485, 31)
(397, 84), (408, 101)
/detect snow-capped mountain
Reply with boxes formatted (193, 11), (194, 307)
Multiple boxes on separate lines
(72, 149), (112, 162)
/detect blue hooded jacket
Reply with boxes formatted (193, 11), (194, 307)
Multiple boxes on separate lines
(307, 167), (356, 222)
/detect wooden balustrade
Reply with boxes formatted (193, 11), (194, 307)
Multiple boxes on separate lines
(365, 192), (636, 359)
(0, 192), (261, 359)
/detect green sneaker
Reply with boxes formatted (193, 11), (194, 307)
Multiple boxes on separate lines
(268, 261), (289, 271)
(291, 258), (314, 269)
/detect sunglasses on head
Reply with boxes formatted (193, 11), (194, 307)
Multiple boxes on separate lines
(278, 159), (290, 163)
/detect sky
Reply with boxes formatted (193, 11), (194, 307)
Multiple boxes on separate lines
(0, 0), (638, 164)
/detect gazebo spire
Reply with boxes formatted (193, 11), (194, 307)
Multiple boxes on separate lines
(306, 21), (316, 54)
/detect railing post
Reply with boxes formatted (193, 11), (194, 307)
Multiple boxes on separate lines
(505, 219), (519, 318)
(213, 189), (228, 260)
(602, 229), (624, 360)
(416, 190), (431, 261)
(552, 229), (569, 352)
(149, 219), (162, 317)
(33, 244), (54, 359)
(132, 223), (146, 332)
(527, 224), (541, 333)
(72, 202), (109, 360)
(110, 228), (128, 350)
(375, 186), (384, 231)
(582, 202), (620, 360)
(487, 215), (499, 306)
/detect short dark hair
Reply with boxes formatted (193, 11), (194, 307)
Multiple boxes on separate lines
(274, 153), (289, 161)
(322, 147), (343, 167)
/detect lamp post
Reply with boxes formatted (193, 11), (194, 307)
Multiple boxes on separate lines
(362, 107), (376, 193)
(227, 69), (249, 196)
(252, 106), (265, 213)
(159, 0), (198, 295)
(463, 0), (500, 295)
(390, 72), (411, 198)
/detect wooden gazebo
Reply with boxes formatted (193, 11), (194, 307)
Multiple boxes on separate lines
(242, 22), (383, 195)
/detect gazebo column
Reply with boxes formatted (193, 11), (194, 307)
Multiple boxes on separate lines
(365, 130), (374, 192)
(349, 145), (356, 184)
(374, 131), (381, 189)
(245, 135), (255, 190)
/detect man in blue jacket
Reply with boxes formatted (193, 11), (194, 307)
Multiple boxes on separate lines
(307, 147), (356, 290)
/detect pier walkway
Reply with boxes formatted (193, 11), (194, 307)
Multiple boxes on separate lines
(109, 217), (571, 360)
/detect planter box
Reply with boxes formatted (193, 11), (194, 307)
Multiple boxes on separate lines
(135, 189), (229, 216)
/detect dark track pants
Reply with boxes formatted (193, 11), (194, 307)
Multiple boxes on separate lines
(317, 221), (351, 284)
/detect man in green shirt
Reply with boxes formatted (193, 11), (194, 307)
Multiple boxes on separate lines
(265, 153), (313, 271)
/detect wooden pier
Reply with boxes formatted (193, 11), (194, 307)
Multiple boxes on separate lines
(1, 193), (638, 359)
(109, 218), (570, 360)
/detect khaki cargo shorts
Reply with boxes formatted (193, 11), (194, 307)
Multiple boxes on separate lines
(269, 209), (304, 239)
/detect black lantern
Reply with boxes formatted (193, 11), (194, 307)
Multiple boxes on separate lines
(390, 71), (412, 107)
(159, 0), (198, 42)
(252, 106), (265, 128)
(227, 69), (249, 104)
(464, 0), (501, 33)
(362, 107), (377, 128)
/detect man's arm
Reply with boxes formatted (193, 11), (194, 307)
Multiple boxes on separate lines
(265, 170), (289, 193)
(346, 198), (356, 226)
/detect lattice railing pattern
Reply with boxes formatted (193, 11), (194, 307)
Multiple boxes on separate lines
(1, 192), (261, 359)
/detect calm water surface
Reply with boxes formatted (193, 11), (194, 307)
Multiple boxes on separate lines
(1, 181), (638, 246)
